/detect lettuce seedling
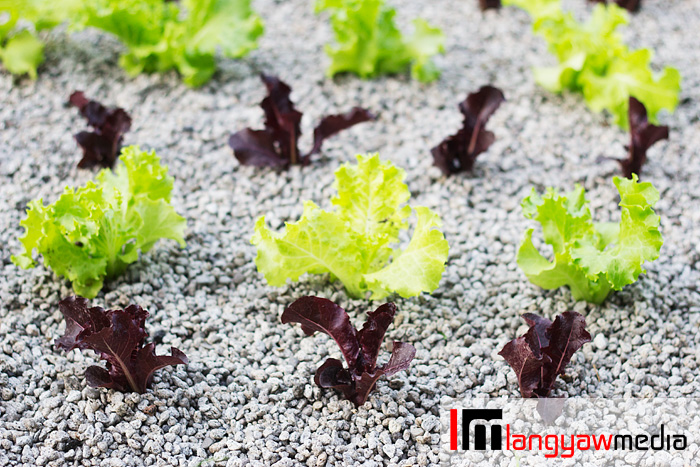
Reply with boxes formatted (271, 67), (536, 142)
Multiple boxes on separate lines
(229, 74), (375, 167)
(612, 97), (668, 179)
(12, 146), (186, 298)
(69, 91), (132, 169)
(315, 0), (445, 82)
(73, 0), (264, 87)
(56, 296), (188, 393)
(504, 0), (680, 128)
(253, 153), (449, 299)
(0, 0), (79, 78)
(517, 175), (662, 304)
(282, 296), (415, 406)
(500, 311), (591, 397)
(431, 86), (505, 175)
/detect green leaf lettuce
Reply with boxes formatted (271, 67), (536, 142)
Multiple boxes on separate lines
(315, 0), (444, 82)
(13, 146), (186, 298)
(504, 0), (681, 128)
(252, 153), (449, 299)
(517, 175), (662, 304)
(73, 0), (264, 87)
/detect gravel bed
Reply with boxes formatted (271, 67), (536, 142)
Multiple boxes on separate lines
(1, 0), (699, 466)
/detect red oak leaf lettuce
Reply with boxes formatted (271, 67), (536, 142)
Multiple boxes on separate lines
(282, 296), (415, 406)
(431, 85), (505, 175)
(55, 296), (187, 393)
(229, 74), (375, 168)
(614, 96), (669, 178)
(499, 311), (591, 398)
(69, 91), (132, 169)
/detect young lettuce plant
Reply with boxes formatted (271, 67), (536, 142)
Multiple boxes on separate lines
(229, 74), (375, 168)
(0, 0), (79, 78)
(282, 296), (415, 406)
(252, 153), (449, 299)
(431, 85), (505, 175)
(69, 91), (133, 169)
(611, 97), (668, 179)
(517, 175), (662, 304)
(72, 0), (264, 87)
(504, 0), (680, 128)
(315, 0), (445, 82)
(500, 311), (591, 397)
(56, 296), (188, 393)
(12, 146), (186, 298)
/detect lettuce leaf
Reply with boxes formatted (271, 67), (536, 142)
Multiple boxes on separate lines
(0, 0), (80, 78)
(12, 146), (186, 298)
(504, 0), (680, 128)
(56, 296), (188, 393)
(282, 296), (415, 406)
(252, 154), (449, 299)
(315, 0), (444, 82)
(516, 175), (662, 304)
(73, 0), (264, 87)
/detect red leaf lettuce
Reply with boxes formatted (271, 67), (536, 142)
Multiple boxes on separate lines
(229, 74), (375, 168)
(614, 96), (669, 178)
(431, 85), (505, 175)
(55, 296), (187, 393)
(282, 296), (415, 406)
(499, 311), (591, 398)
(69, 91), (132, 169)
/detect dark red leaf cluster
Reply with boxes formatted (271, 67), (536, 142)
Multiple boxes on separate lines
(282, 296), (415, 406)
(431, 85), (505, 175)
(616, 97), (669, 178)
(229, 74), (375, 168)
(479, 0), (501, 10)
(68, 91), (132, 169)
(499, 312), (591, 398)
(589, 0), (641, 13)
(55, 296), (188, 393)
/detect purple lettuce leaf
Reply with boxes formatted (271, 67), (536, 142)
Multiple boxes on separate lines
(431, 85), (505, 175)
(539, 311), (591, 392)
(314, 358), (356, 402)
(55, 296), (188, 393)
(69, 91), (132, 169)
(281, 296), (360, 369)
(229, 74), (374, 168)
(309, 107), (376, 156)
(259, 74), (304, 165)
(499, 311), (591, 398)
(228, 128), (290, 167)
(284, 296), (415, 406)
(356, 302), (396, 371)
(615, 97), (669, 178)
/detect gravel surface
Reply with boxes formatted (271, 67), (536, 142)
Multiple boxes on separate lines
(1, 0), (699, 466)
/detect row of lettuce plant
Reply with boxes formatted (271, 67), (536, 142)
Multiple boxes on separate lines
(0, 0), (442, 85)
(1, 0), (678, 104)
(6, 0), (673, 405)
(69, 72), (670, 180)
(13, 139), (663, 403)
